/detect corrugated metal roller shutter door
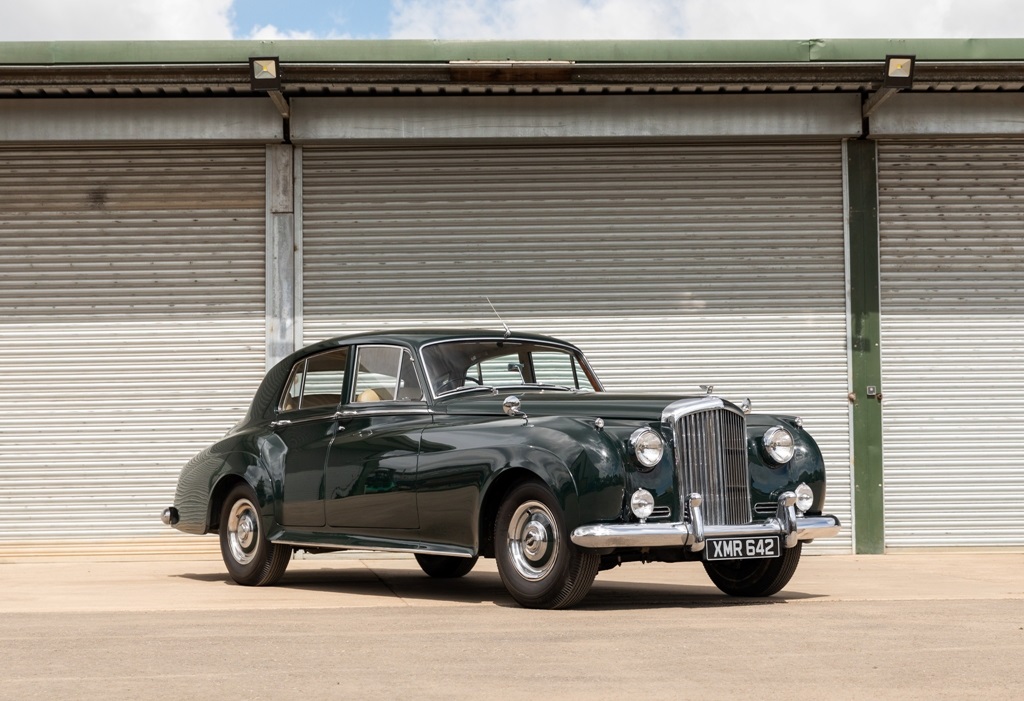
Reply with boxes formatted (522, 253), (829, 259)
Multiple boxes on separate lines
(301, 142), (852, 552)
(879, 140), (1024, 547)
(0, 147), (266, 557)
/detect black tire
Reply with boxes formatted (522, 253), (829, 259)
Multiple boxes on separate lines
(494, 481), (600, 609)
(218, 483), (291, 586)
(415, 553), (479, 579)
(702, 542), (802, 597)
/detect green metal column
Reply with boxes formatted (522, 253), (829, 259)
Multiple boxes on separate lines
(846, 139), (885, 553)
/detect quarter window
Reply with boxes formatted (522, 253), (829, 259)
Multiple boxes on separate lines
(279, 347), (349, 412)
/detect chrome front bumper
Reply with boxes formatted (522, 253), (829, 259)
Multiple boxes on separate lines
(570, 491), (841, 551)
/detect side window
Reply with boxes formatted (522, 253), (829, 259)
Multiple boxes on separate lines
(352, 346), (423, 403)
(532, 351), (583, 389)
(473, 354), (524, 385)
(279, 347), (349, 412)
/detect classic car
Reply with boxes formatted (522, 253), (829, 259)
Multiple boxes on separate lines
(162, 329), (840, 609)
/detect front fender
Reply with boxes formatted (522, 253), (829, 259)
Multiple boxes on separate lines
(481, 416), (626, 528)
(746, 415), (828, 513)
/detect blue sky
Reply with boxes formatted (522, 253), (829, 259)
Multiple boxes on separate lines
(2, 0), (1023, 42)
(232, 0), (391, 40)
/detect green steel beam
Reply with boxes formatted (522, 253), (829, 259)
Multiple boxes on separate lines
(3, 38), (1024, 66)
(846, 139), (885, 554)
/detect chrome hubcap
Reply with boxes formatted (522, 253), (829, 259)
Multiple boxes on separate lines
(507, 500), (559, 581)
(227, 498), (259, 565)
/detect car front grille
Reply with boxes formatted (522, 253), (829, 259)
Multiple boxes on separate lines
(672, 406), (752, 526)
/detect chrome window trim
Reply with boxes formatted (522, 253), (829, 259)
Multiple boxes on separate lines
(336, 404), (433, 417)
(276, 346), (351, 414)
(351, 344), (423, 403)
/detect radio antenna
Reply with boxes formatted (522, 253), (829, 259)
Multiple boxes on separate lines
(486, 297), (512, 339)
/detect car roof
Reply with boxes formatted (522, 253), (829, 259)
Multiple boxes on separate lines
(293, 328), (580, 358)
(245, 328), (585, 422)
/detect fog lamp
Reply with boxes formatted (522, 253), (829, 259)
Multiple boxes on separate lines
(630, 489), (655, 522)
(795, 483), (814, 513)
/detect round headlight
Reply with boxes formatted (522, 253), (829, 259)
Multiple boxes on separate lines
(630, 489), (655, 521)
(762, 426), (795, 464)
(795, 483), (814, 513)
(630, 428), (664, 469)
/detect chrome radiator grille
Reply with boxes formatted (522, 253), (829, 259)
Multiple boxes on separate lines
(673, 407), (751, 526)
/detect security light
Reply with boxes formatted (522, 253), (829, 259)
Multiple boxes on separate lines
(882, 55), (915, 89)
(249, 57), (281, 91)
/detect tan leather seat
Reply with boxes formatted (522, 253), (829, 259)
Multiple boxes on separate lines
(355, 388), (381, 403)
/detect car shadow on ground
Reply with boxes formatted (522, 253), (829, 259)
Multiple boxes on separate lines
(174, 567), (824, 610)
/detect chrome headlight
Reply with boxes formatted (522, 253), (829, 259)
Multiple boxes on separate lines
(629, 428), (664, 470)
(762, 426), (795, 464)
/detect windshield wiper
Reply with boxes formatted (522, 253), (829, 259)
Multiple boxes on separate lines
(436, 384), (498, 398)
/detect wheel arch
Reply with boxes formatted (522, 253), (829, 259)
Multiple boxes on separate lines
(205, 451), (276, 533)
(478, 463), (579, 559)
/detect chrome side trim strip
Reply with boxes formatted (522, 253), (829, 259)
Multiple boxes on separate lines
(273, 539), (476, 558)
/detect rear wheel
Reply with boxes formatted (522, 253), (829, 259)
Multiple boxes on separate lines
(703, 542), (802, 597)
(415, 553), (478, 579)
(494, 481), (600, 609)
(218, 483), (291, 586)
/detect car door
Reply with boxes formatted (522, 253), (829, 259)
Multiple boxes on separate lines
(324, 344), (429, 530)
(274, 346), (349, 528)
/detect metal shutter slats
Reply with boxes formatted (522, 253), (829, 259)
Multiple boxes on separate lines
(879, 140), (1024, 547)
(0, 147), (266, 557)
(301, 142), (852, 552)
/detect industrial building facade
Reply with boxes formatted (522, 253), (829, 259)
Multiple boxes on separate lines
(1, 39), (1022, 557)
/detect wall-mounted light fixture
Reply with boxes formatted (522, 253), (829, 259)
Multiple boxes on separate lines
(863, 54), (916, 119)
(249, 57), (282, 90)
(882, 55), (915, 89)
(249, 56), (289, 118)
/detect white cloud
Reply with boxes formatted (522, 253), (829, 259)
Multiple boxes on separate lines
(389, 0), (688, 39)
(0, 0), (234, 41)
(1, 0), (1021, 43)
(388, 0), (1024, 40)
(245, 24), (325, 41)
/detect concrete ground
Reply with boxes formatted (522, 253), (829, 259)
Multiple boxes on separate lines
(1, 551), (1022, 700)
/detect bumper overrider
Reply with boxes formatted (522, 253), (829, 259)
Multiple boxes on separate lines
(570, 491), (841, 551)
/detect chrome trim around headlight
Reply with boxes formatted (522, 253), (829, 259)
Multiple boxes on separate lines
(762, 425), (796, 464)
(629, 427), (663, 469)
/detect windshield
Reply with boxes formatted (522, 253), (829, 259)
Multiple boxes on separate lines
(422, 340), (601, 396)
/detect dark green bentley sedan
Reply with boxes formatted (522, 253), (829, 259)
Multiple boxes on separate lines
(162, 329), (840, 609)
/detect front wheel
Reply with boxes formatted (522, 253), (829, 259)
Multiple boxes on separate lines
(703, 542), (802, 597)
(494, 481), (600, 609)
(218, 483), (291, 586)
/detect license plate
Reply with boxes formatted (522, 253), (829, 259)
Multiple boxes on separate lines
(704, 536), (780, 561)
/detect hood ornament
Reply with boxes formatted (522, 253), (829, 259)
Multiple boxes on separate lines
(699, 384), (714, 395)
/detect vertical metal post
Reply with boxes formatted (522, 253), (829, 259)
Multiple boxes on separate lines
(846, 139), (885, 554)
(266, 144), (296, 370)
